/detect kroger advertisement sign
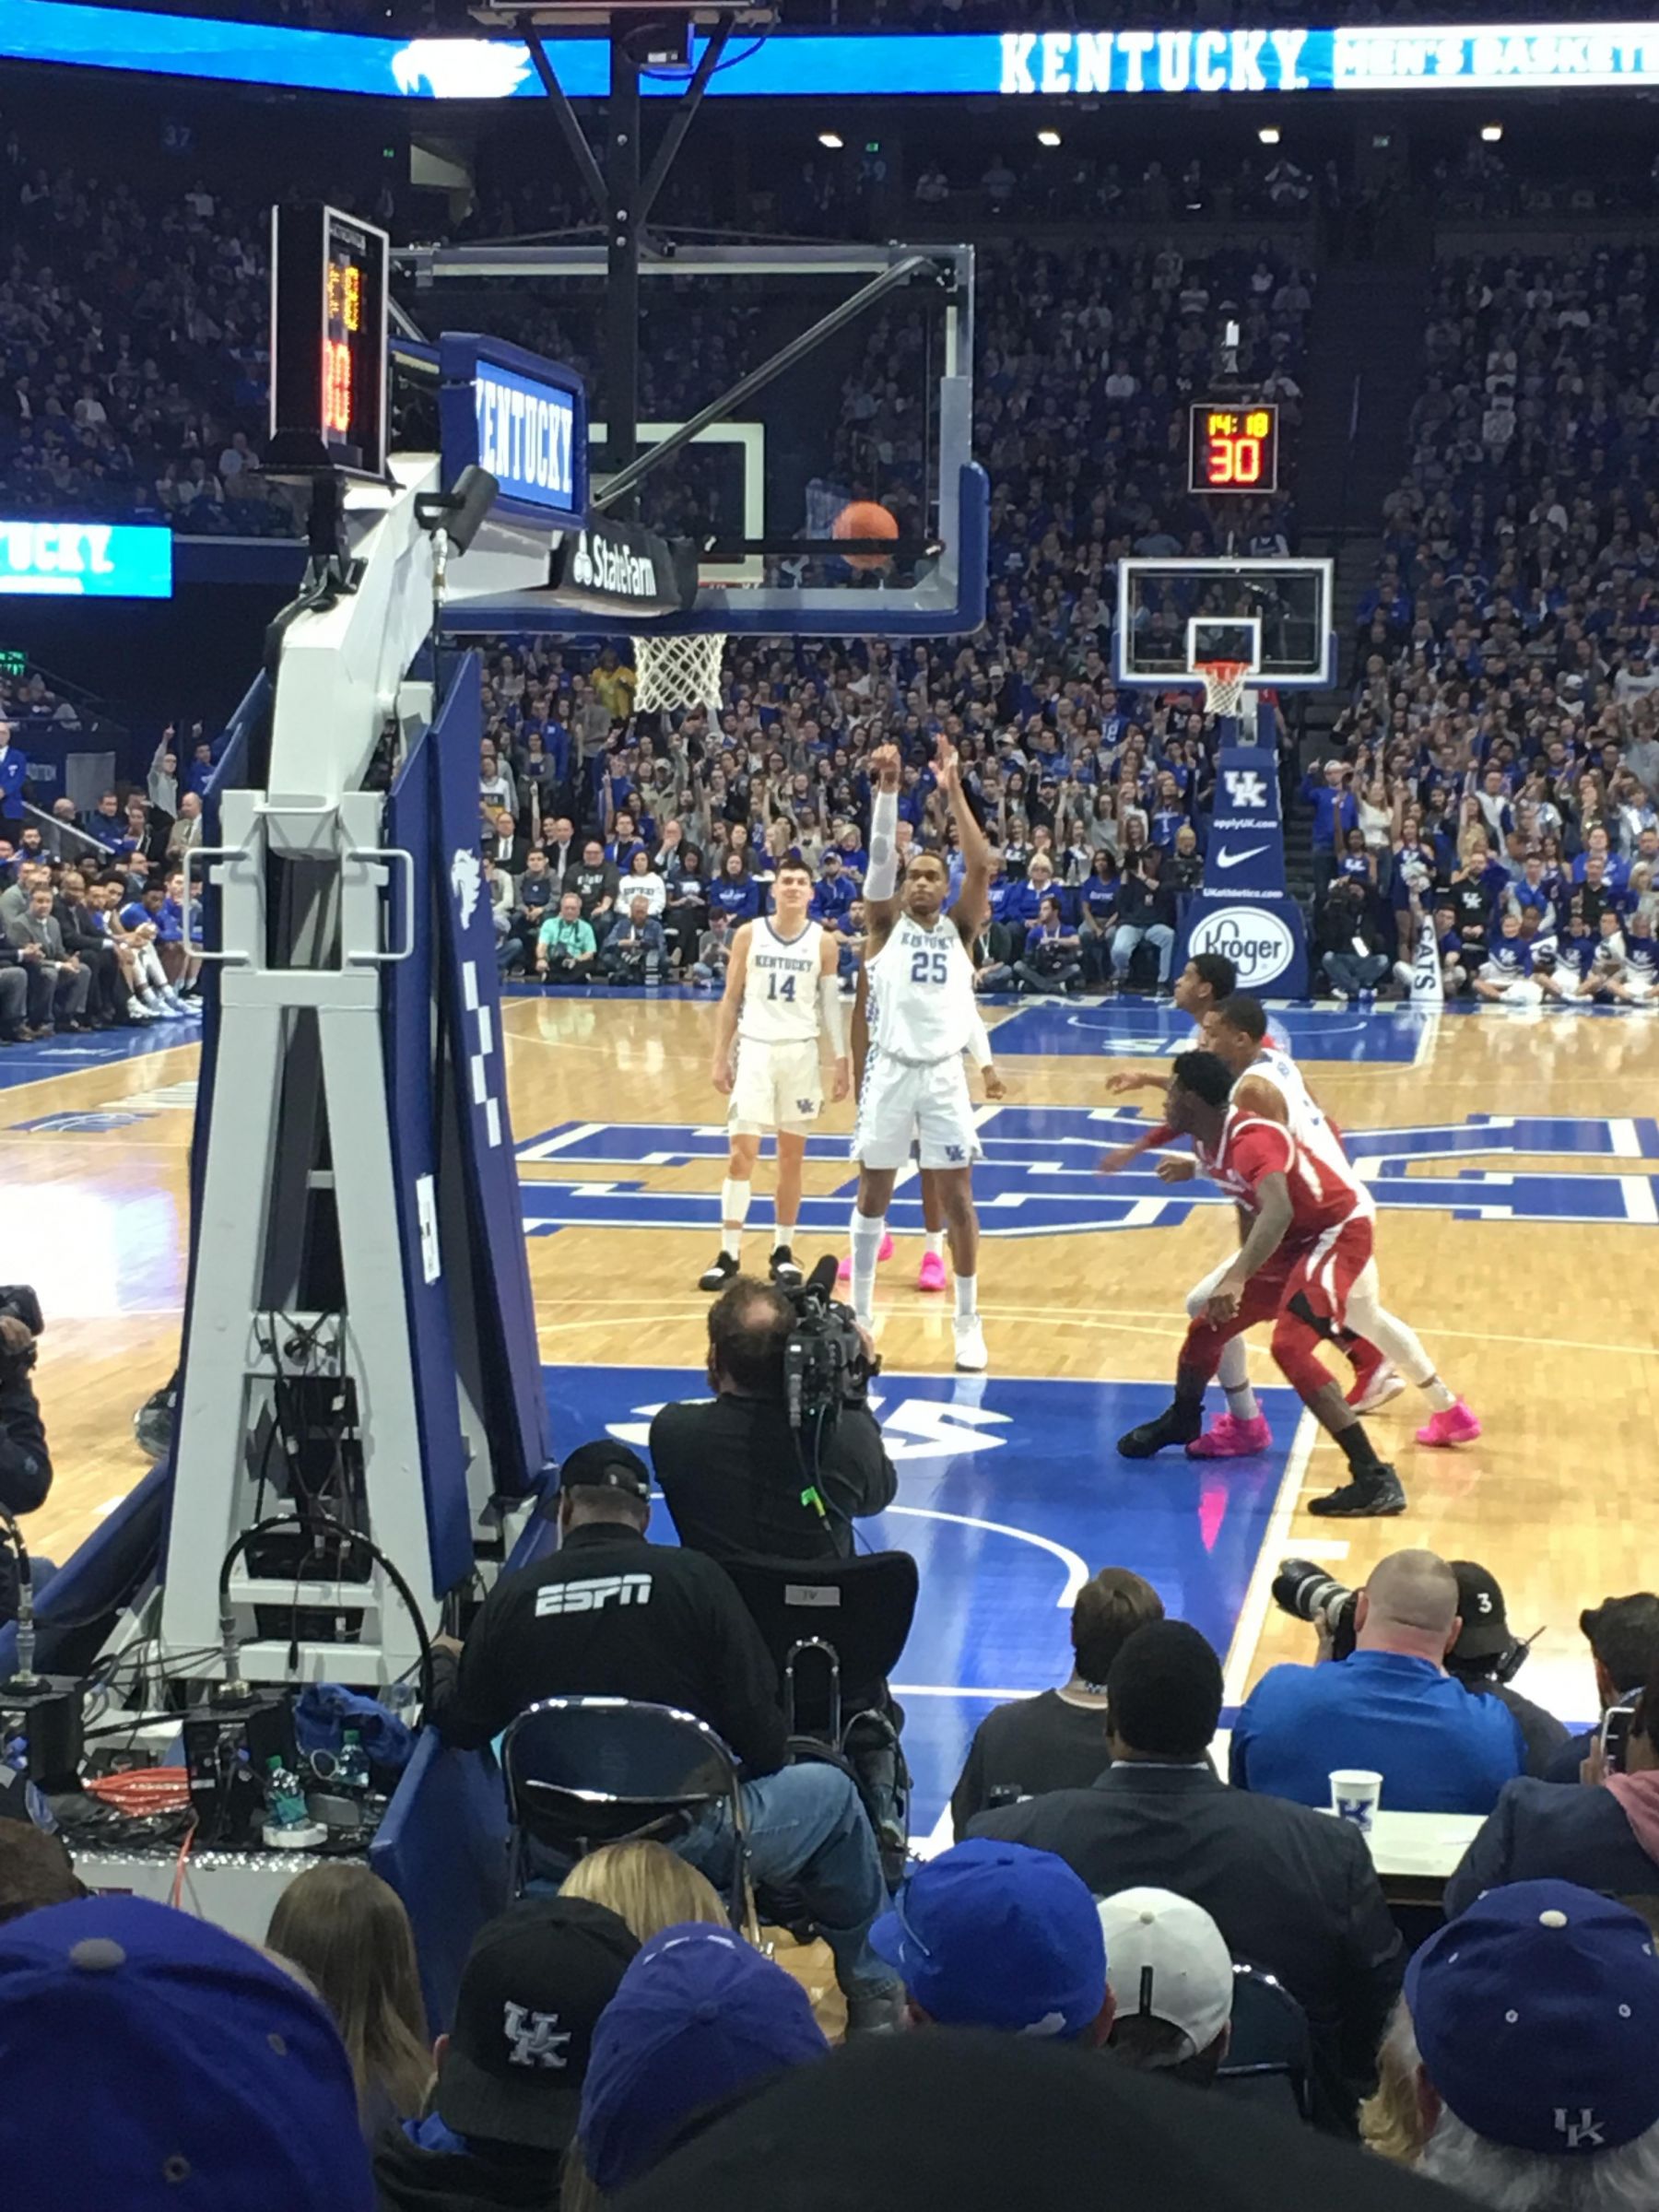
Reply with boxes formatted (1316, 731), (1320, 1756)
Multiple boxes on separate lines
(3, 0), (1655, 101)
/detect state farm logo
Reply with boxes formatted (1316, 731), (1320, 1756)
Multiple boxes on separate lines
(569, 530), (658, 600)
(1190, 905), (1294, 987)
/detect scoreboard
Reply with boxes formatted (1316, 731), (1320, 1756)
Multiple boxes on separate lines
(1188, 402), (1280, 495)
(270, 204), (390, 477)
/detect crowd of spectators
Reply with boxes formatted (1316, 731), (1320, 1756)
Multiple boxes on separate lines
(4, 1537), (1656, 2209)
(455, 232), (1310, 1000)
(1304, 243), (1659, 1005)
(0, 721), (207, 1039)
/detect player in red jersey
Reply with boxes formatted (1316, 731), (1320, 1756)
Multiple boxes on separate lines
(1106, 1050), (1406, 1516)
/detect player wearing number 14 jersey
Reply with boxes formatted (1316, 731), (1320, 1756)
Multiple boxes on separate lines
(702, 857), (848, 1293)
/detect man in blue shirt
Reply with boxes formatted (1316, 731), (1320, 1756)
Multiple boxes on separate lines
(1230, 1548), (1526, 1815)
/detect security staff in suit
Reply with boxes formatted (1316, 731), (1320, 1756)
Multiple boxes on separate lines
(1443, 1663), (1659, 1916)
(5, 886), (90, 1030)
(969, 1619), (1402, 2129)
(429, 1441), (901, 2029)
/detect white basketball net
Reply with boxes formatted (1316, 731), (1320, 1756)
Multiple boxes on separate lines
(1197, 660), (1250, 719)
(632, 629), (727, 716)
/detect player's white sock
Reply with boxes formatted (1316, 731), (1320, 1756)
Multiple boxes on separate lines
(720, 1178), (750, 1262)
(1421, 1377), (1456, 1413)
(955, 1271), (978, 1324)
(924, 1230), (947, 1261)
(1218, 1338), (1258, 1422)
(850, 1210), (887, 1323)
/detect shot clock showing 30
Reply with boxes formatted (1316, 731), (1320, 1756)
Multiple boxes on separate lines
(270, 203), (390, 477)
(1189, 401), (1280, 494)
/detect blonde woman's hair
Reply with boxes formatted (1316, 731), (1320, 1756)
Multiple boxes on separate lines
(266, 1862), (432, 2131)
(559, 1839), (728, 1945)
(1360, 1997), (1430, 2168)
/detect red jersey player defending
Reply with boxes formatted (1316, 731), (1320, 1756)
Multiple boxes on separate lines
(1111, 1049), (1406, 1517)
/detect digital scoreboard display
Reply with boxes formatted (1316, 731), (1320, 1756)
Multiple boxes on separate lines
(1188, 402), (1280, 494)
(270, 203), (390, 477)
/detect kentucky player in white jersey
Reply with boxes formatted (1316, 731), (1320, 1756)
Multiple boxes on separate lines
(849, 736), (995, 1371)
(702, 855), (848, 1292)
(1187, 993), (1479, 1452)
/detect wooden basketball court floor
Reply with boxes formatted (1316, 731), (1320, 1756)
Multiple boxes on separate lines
(6, 992), (1655, 1830)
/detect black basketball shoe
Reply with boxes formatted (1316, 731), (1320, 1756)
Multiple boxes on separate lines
(770, 1246), (804, 1288)
(698, 1253), (739, 1293)
(1308, 1465), (1407, 1517)
(1117, 1403), (1203, 1458)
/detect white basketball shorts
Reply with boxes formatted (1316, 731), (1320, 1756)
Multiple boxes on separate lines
(853, 1052), (981, 1171)
(729, 1037), (823, 1135)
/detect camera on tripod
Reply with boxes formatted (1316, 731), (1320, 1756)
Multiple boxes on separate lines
(1272, 1559), (1360, 1660)
(782, 1257), (878, 1431)
(0, 1286), (43, 1375)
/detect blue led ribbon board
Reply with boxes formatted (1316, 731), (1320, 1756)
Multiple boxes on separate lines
(1, 2), (1654, 102)
(0, 522), (172, 599)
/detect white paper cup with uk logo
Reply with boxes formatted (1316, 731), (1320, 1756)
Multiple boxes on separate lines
(1330, 1770), (1382, 1831)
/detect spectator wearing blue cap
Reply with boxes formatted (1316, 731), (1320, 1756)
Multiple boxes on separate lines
(1406, 1880), (1659, 2207)
(869, 1838), (1113, 2043)
(0, 1893), (373, 2212)
(577, 1922), (828, 2195)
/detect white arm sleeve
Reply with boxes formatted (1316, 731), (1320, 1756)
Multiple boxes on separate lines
(865, 784), (900, 901)
(818, 973), (847, 1056)
(965, 1006), (994, 1069)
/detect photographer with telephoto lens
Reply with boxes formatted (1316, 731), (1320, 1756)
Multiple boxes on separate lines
(1272, 1556), (1566, 1778)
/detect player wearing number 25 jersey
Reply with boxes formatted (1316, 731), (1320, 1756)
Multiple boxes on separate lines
(848, 736), (997, 1374)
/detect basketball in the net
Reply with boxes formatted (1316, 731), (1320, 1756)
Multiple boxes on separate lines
(833, 500), (900, 571)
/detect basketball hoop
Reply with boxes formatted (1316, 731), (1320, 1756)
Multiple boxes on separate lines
(632, 629), (726, 716)
(1196, 659), (1251, 719)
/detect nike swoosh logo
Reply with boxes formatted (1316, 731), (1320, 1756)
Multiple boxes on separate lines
(1216, 845), (1270, 869)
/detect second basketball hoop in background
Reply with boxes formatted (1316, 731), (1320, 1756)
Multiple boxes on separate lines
(833, 500), (900, 571)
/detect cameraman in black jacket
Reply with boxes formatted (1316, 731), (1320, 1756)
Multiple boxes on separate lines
(650, 1277), (897, 1567)
(429, 1441), (902, 2029)
(0, 1287), (52, 1622)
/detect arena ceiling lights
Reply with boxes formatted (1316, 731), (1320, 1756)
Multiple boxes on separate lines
(2, 0), (1655, 100)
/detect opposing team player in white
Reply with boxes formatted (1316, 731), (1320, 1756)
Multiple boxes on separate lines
(849, 739), (995, 1371)
(701, 854), (848, 1292)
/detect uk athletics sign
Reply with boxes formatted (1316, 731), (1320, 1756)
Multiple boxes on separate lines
(1175, 746), (1309, 994)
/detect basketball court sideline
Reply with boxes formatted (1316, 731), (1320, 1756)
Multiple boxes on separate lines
(7, 990), (1654, 1833)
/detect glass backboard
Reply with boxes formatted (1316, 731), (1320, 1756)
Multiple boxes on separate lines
(1116, 558), (1333, 688)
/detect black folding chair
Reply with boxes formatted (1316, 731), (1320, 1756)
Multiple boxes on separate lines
(1216, 1960), (1317, 2124)
(721, 1550), (918, 1740)
(721, 1551), (918, 1885)
(500, 1695), (751, 1927)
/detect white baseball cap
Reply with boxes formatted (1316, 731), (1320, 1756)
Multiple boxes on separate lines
(1097, 1888), (1234, 2055)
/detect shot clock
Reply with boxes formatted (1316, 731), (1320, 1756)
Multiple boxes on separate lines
(270, 204), (390, 477)
(1188, 402), (1280, 495)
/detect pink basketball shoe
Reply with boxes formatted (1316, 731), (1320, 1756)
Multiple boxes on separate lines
(1185, 1412), (1272, 1459)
